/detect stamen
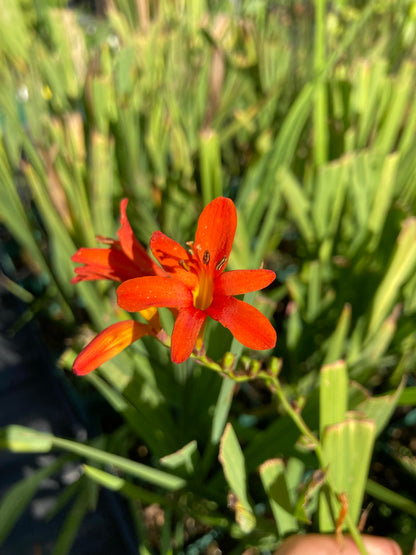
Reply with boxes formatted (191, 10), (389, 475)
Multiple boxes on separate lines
(96, 235), (116, 246)
(215, 256), (228, 271)
(186, 241), (194, 255)
(179, 259), (190, 271)
(202, 250), (210, 265)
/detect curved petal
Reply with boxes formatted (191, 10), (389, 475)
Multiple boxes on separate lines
(118, 199), (164, 276)
(71, 247), (143, 283)
(206, 295), (276, 350)
(73, 320), (152, 375)
(215, 269), (275, 296)
(171, 307), (207, 363)
(194, 197), (237, 275)
(117, 276), (193, 312)
(150, 231), (197, 288)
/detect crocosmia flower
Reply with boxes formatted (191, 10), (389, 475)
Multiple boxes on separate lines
(117, 197), (276, 363)
(71, 198), (163, 284)
(72, 199), (164, 375)
(73, 320), (158, 376)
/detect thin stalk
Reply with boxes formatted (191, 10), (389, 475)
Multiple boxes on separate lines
(267, 373), (368, 555)
(313, 0), (328, 166)
(213, 361), (369, 555)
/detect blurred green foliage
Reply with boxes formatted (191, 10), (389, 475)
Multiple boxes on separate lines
(1, 0), (416, 553)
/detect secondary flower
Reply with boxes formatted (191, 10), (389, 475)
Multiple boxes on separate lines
(73, 320), (157, 376)
(71, 198), (163, 284)
(117, 196), (276, 363)
(72, 199), (164, 375)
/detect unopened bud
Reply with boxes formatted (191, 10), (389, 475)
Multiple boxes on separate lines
(292, 395), (306, 413)
(267, 357), (281, 377)
(222, 352), (235, 372)
(249, 359), (261, 377)
(239, 356), (251, 371)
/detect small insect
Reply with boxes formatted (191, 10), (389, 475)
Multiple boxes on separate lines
(202, 250), (210, 265)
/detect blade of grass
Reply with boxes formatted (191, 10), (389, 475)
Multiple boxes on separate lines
(319, 419), (376, 532)
(83, 465), (167, 505)
(319, 360), (348, 438)
(0, 456), (68, 545)
(313, 0), (328, 166)
(259, 459), (299, 536)
(365, 479), (416, 518)
(199, 128), (223, 206)
(368, 218), (416, 337)
(1, 425), (186, 491)
(323, 304), (351, 365)
(219, 423), (256, 533)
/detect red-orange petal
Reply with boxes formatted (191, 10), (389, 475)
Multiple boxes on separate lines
(150, 231), (197, 288)
(73, 320), (152, 375)
(118, 199), (164, 276)
(194, 197), (237, 275)
(117, 276), (193, 312)
(215, 269), (275, 296)
(171, 307), (207, 363)
(206, 295), (276, 350)
(71, 246), (144, 283)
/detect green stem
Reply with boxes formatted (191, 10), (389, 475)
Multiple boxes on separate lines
(313, 0), (328, 166)
(265, 372), (369, 555)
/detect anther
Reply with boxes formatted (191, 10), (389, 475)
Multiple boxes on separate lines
(179, 259), (190, 271)
(202, 250), (210, 265)
(215, 256), (227, 271)
(186, 241), (194, 256)
(96, 235), (115, 245)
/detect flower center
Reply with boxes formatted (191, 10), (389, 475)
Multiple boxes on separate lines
(193, 267), (213, 311)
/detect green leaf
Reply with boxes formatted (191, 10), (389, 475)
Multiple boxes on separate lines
(397, 387), (416, 406)
(160, 441), (199, 477)
(375, 61), (415, 155)
(319, 418), (376, 532)
(52, 477), (93, 555)
(219, 423), (256, 533)
(199, 129), (223, 206)
(367, 153), (399, 250)
(52, 435), (186, 491)
(0, 456), (66, 544)
(259, 459), (299, 535)
(83, 465), (167, 505)
(0, 425), (54, 452)
(293, 466), (326, 524)
(0, 426), (186, 491)
(306, 261), (321, 322)
(356, 378), (405, 437)
(280, 168), (315, 245)
(366, 479), (416, 518)
(319, 360), (348, 438)
(368, 218), (416, 337)
(323, 304), (351, 365)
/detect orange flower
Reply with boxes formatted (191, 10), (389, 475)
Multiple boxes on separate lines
(71, 199), (163, 284)
(72, 199), (165, 375)
(73, 320), (156, 376)
(117, 197), (276, 363)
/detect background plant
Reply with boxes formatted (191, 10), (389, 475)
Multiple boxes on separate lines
(0, 0), (416, 553)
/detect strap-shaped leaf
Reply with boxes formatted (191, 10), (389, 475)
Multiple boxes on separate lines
(319, 418), (376, 532)
(319, 360), (348, 438)
(259, 458), (300, 535)
(219, 423), (255, 533)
